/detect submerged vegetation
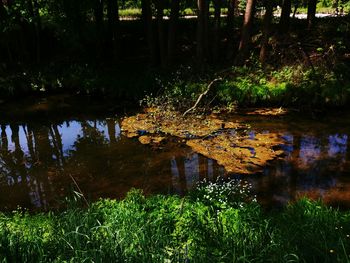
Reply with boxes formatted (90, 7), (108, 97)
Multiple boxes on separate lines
(0, 184), (350, 262)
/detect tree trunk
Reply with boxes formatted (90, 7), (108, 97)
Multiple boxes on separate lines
(167, 0), (180, 65)
(259, 0), (273, 65)
(94, 0), (104, 58)
(307, 0), (317, 28)
(27, 0), (40, 62)
(141, 0), (157, 65)
(107, 0), (119, 59)
(196, 0), (209, 65)
(226, 0), (236, 59)
(213, 0), (221, 62)
(279, 0), (291, 33)
(32, 0), (41, 62)
(94, 0), (104, 34)
(292, 2), (299, 18)
(235, 0), (256, 65)
(156, 0), (166, 68)
(0, 0), (6, 19)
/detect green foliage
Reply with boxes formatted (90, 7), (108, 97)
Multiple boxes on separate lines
(1, 187), (350, 262)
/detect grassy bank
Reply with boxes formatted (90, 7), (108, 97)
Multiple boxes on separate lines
(1, 186), (350, 262)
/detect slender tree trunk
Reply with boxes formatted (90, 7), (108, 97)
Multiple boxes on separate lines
(235, 0), (256, 65)
(213, 0), (221, 62)
(226, 0), (236, 59)
(156, 0), (166, 68)
(107, 0), (119, 59)
(27, 0), (36, 62)
(279, 0), (291, 33)
(32, 0), (41, 62)
(307, 0), (317, 28)
(141, 0), (157, 65)
(292, 2), (299, 18)
(196, 0), (209, 65)
(167, 0), (180, 65)
(94, 0), (104, 35)
(259, 0), (273, 65)
(0, 0), (6, 19)
(94, 0), (104, 58)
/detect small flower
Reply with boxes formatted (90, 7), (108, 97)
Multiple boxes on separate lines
(330, 249), (335, 253)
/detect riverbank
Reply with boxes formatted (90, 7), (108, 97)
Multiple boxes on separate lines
(1, 187), (349, 262)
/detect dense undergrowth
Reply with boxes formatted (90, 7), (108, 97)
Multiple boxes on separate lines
(1, 180), (350, 262)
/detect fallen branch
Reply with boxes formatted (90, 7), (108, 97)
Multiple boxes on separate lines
(183, 77), (222, 117)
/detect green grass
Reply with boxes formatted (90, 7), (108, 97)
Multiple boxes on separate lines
(1, 186), (350, 262)
(119, 8), (142, 18)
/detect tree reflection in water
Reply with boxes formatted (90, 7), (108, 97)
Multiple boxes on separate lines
(0, 118), (350, 211)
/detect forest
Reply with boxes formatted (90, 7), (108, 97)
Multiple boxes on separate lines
(0, 0), (349, 107)
(1, 0), (350, 262)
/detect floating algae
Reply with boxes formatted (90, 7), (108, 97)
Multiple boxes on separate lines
(138, 135), (165, 145)
(121, 108), (285, 174)
(186, 133), (284, 174)
(245, 107), (288, 116)
(121, 108), (243, 139)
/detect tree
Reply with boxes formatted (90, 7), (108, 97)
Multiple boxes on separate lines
(107, 0), (119, 59)
(279, 0), (292, 33)
(260, 0), (274, 64)
(141, 0), (157, 65)
(212, 0), (221, 62)
(307, 0), (317, 28)
(167, 0), (180, 65)
(155, 0), (166, 67)
(196, 0), (209, 65)
(227, 0), (237, 59)
(27, 0), (42, 62)
(235, 0), (256, 65)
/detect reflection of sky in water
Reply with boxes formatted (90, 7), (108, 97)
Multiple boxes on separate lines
(328, 134), (347, 158)
(281, 134), (294, 157)
(4, 126), (29, 154)
(1, 120), (122, 157)
(58, 121), (83, 154)
(248, 131), (255, 139)
(299, 136), (321, 165)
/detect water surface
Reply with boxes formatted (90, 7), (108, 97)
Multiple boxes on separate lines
(1, 100), (350, 210)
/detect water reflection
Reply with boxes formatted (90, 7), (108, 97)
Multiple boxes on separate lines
(0, 116), (350, 210)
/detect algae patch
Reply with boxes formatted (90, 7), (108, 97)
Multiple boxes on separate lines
(245, 108), (288, 116)
(121, 108), (285, 174)
(121, 109), (242, 139)
(186, 133), (284, 174)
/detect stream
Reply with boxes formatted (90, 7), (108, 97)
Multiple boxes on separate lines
(1, 96), (350, 211)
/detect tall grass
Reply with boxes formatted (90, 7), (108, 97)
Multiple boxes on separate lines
(0, 187), (350, 262)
